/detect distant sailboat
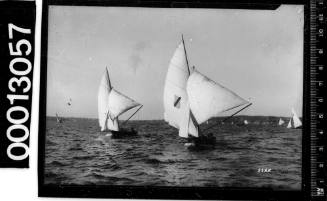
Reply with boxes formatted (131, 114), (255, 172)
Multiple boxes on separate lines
(244, 120), (249, 125)
(163, 36), (251, 148)
(286, 108), (302, 129)
(56, 113), (62, 123)
(278, 118), (285, 126)
(67, 98), (72, 106)
(98, 68), (142, 137)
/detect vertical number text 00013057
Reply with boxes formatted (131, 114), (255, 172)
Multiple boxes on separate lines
(6, 23), (32, 161)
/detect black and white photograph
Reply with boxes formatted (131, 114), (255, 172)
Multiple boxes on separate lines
(42, 3), (304, 194)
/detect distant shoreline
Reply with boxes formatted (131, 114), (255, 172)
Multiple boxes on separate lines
(46, 115), (301, 121)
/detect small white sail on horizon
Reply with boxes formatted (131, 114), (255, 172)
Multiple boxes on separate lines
(164, 37), (250, 139)
(98, 68), (141, 132)
(278, 118), (285, 126)
(56, 113), (62, 123)
(287, 118), (292, 128)
(292, 108), (302, 128)
(244, 120), (249, 125)
(286, 108), (302, 129)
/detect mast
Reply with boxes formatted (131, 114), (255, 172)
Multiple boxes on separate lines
(164, 36), (198, 138)
(106, 66), (112, 89)
(181, 34), (191, 75)
(182, 35), (200, 137)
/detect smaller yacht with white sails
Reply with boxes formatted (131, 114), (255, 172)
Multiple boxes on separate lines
(98, 68), (143, 138)
(56, 113), (62, 123)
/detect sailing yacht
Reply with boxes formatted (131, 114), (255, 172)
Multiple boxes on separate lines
(286, 108), (302, 129)
(244, 120), (249, 125)
(278, 118), (285, 126)
(56, 113), (62, 123)
(163, 36), (251, 148)
(98, 68), (143, 138)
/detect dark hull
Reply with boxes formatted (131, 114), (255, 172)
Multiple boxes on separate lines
(185, 135), (216, 150)
(289, 126), (302, 129)
(110, 129), (138, 139)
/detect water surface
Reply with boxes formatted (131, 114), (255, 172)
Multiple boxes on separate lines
(44, 116), (301, 189)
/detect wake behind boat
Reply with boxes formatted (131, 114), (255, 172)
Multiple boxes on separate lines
(98, 67), (143, 138)
(163, 36), (251, 149)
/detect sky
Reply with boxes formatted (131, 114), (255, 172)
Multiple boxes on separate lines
(47, 5), (304, 120)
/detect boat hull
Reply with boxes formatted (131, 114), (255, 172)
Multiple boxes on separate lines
(185, 134), (216, 150)
(293, 126), (302, 129)
(110, 129), (138, 139)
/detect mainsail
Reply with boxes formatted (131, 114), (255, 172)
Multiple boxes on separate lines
(163, 41), (198, 138)
(98, 68), (141, 132)
(186, 70), (249, 124)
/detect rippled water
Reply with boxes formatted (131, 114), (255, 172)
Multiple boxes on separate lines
(44, 117), (301, 189)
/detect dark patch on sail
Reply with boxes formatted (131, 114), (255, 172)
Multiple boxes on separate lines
(174, 95), (181, 108)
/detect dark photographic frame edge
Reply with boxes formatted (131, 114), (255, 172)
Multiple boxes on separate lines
(38, 0), (310, 200)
